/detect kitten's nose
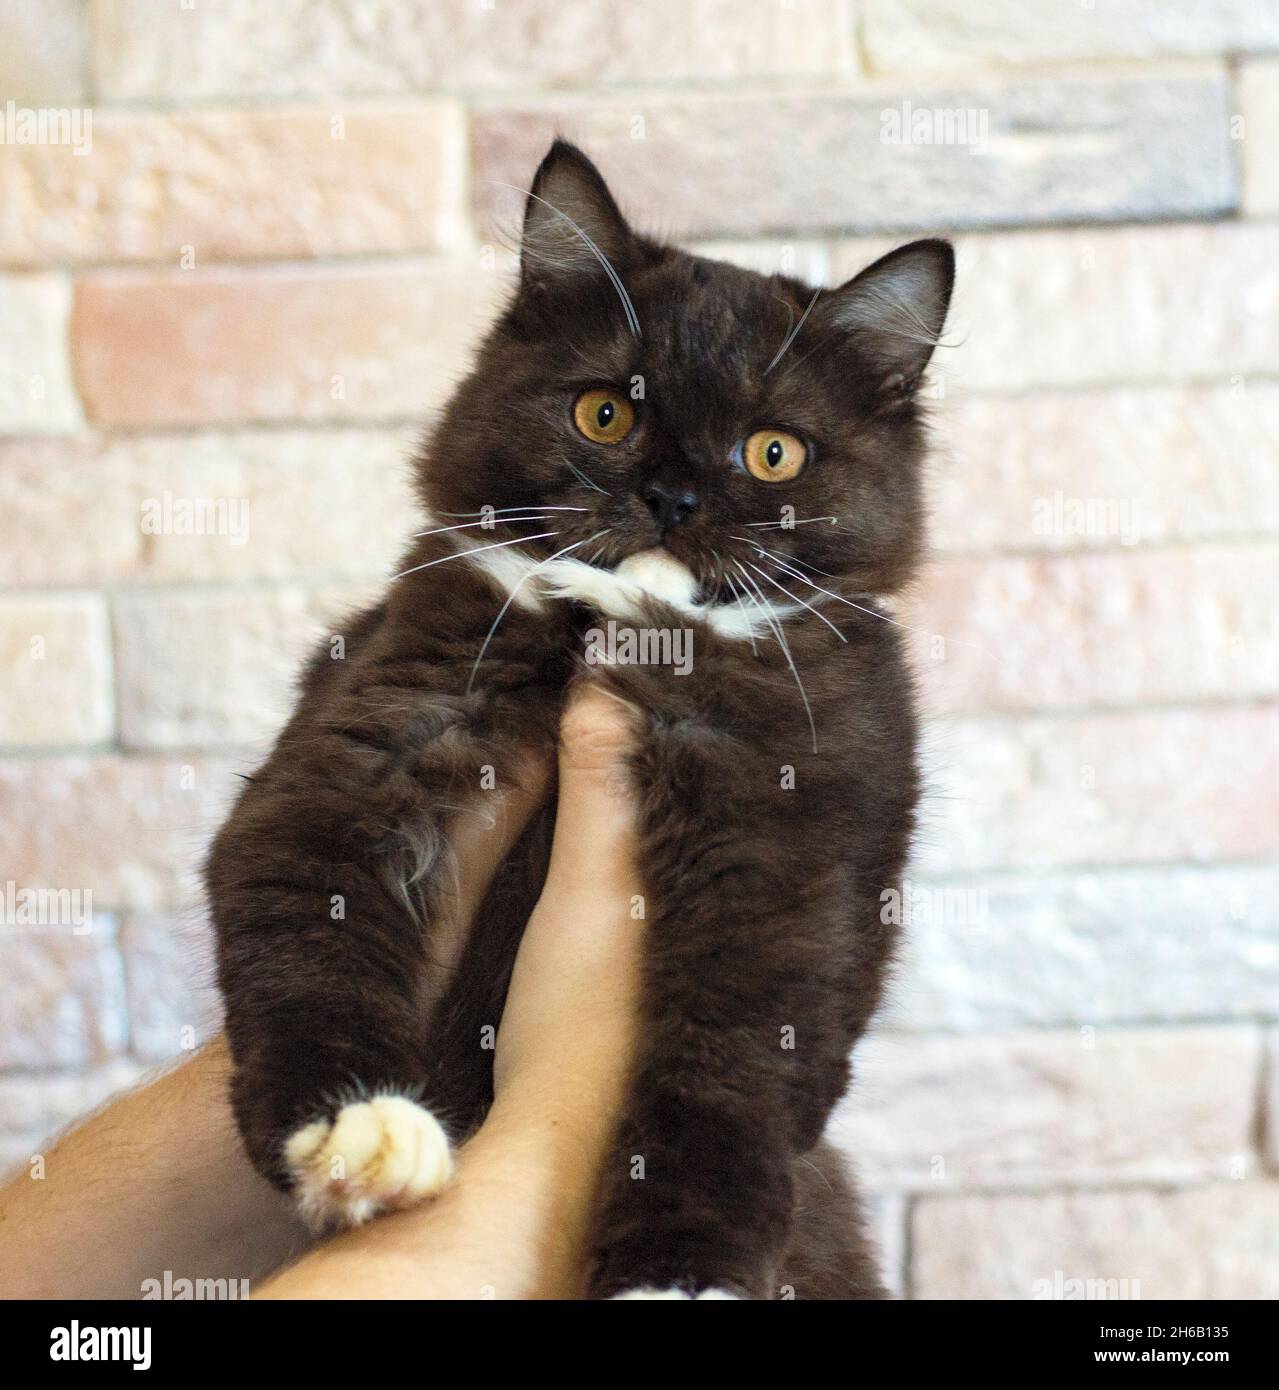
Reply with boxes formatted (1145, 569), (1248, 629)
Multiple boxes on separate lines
(642, 479), (699, 531)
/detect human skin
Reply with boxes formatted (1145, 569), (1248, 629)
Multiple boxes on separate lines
(0, 685), (643, 1301)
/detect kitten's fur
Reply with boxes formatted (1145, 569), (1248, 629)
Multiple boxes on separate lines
(208, 141), (953, 1299)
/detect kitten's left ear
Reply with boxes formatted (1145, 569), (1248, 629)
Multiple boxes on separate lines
(520, 139), (638, 289)
(822, 239), (955, 400)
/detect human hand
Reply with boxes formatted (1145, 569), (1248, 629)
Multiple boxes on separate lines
(492, 682), (645, 1130)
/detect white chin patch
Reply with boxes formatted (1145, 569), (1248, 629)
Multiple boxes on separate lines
(612, 549), (700, 607)
(438, 507), (790, 642)
(611, 1287), (741, 1300)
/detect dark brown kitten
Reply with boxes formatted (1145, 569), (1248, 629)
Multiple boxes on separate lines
(207, 140), (953, 1298)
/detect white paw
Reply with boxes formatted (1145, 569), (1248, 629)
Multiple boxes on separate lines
(284, 1095), (453, 1229)
(611, 1287), (740, 1300)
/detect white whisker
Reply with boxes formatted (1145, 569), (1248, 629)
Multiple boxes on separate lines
(743, 560), (846, 642)
(439, 506), (589, 517)
(729, 536), (838, 579)
(732, 560), (818, 753)
(757, 552), (1012, 670)
(765, 286), (821, 374)
(485, 180), (642, 338)
(412, 515), (553, 539)
(466, 530), (611, 693)
(391, 531), (557, 582)
(721, 570), (758, 656)
(565, 456), (610, 495)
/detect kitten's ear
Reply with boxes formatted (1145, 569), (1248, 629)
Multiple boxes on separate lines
(823, 239), (955, 400)
(520, 139), (638, 288)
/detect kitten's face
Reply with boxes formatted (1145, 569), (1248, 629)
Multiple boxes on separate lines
(421, 142), (953, 605)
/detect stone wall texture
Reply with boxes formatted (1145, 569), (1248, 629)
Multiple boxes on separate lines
(1, 0), (1276, 1299)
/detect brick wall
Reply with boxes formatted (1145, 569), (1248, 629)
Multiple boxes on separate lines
(1, 1), (1276, 1299)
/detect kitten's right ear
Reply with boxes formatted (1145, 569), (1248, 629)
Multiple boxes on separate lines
(520, 140), (638, 290)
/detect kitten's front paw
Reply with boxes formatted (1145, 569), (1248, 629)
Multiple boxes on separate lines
(611, 1287), (740, 1300)
(283, 1095), (453, 1229)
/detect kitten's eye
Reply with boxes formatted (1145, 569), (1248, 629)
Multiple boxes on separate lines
(573, 388), (635, 445)
(743, 429), (806, 482)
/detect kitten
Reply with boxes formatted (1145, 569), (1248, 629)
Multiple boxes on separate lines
(208, 139), (953, 1299)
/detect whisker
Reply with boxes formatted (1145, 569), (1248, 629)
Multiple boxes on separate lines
(732, 560), (818, 753)
(466, 530), (611, 693)
(729, 536), (838, 579)
(412, 515), (553, 539)
(765, 286), (821, 374)
(439, 506), (588, 517)
(484, 180), (642, 338)
(757, 553), (1013, 670)
(745, 516), (838, 529)
(564, 457), (610, 495)
(391, 531), (557, 582)
(721, 570), (758, 656)
(743, 560), (846, 642)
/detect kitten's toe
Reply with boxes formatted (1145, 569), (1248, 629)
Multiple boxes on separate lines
(283, 1094), (453, 1229)
(611, 1287), (740, 1300)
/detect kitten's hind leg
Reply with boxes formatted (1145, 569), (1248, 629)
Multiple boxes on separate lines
(778, 1142), (889, 1300)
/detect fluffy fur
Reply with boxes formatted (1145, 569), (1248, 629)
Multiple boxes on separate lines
(208, 140), (954, 1298)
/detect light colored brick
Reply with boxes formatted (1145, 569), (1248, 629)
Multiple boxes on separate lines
(904, 543), (1279, 713)
(0, 274), (80, 433)
(689, 240), (832, 286)
(474, 72), (1234, 239)
(0, 429), (420, 588)
(0, 0), (88, 104)
(112, 585), (375, 749)
(0, 104), (467, 269)
(884, 865), (1279, 1032)
(0, 915), (126, 1069)
(912, 1183), (1279, 1300)
(835, 223), (1279, 392)
(916, 706), (1279, 874)
(92, 0), (856, 101)
(1268, 1029), (1279, 1171)
(833, 1026), (1259, 1191)
(0, 593), (114, 746)
(0, 1061), (145, 1173)
(1241, 59), (1279, 216)
(0, 754), (242, 911)
(119, 912), (222, 1063)
(72, 262), (498, 426)
(927, 383), (1279, 553)
(865, 1192), (907, 1298)
(865, 0), (1279, 72)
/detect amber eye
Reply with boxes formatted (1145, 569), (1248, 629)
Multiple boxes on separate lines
(743, 429), (806, 482)
(573, 388), (635, 445)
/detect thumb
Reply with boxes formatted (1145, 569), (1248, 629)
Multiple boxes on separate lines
(557, 682), (640, 780)
(546, 683), (642, 890)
